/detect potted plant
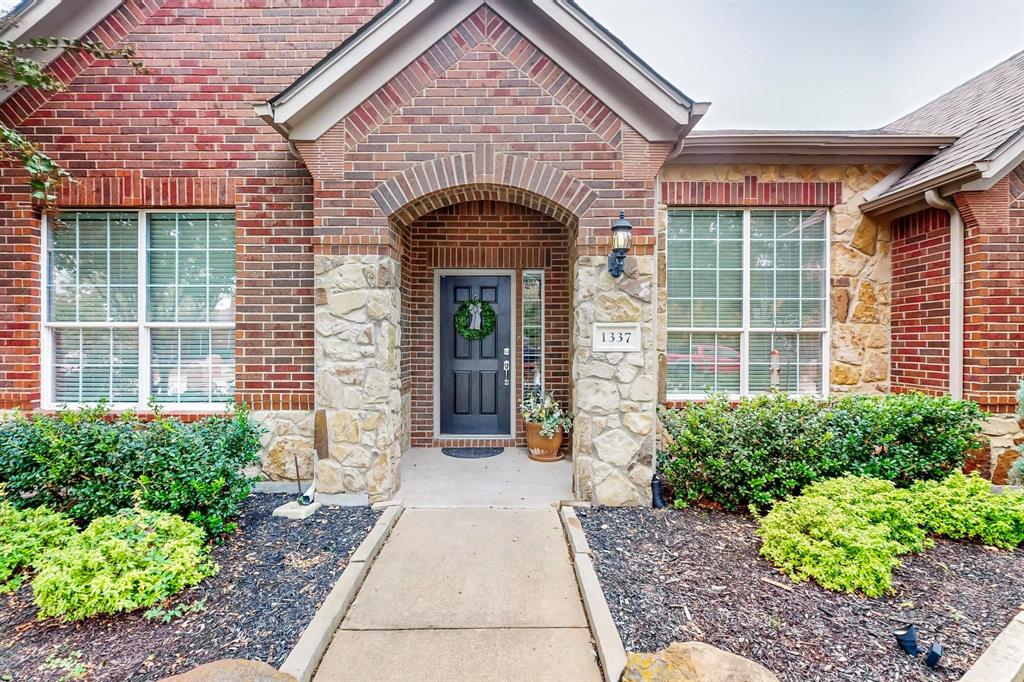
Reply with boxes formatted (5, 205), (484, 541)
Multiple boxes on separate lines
(520, 390), (572, 462)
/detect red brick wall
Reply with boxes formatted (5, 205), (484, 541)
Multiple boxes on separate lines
(300, 5), (670, 253)
(956, 169), (1024, 412)
(0, 0), (391, 410)
(401, 200), (570, 447)
(890, 208), (951, 395)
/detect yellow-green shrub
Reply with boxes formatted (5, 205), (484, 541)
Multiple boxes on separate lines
(757, 473), (1024, 597)
(32, 507), (216, 621)
(0, 499), (77, 592)
(756, 477), (927, 597)
(909, 472), (1024, 549)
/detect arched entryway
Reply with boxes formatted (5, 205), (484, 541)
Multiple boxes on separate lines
(388, 184), (577, 505)
(312, 152), (658, 507)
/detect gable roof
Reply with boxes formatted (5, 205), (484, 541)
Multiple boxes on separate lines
(256, 0), (709, 143)
(863, 50), (1024, 211)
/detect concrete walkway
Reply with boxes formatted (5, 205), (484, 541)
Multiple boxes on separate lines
(313, 508), (602, 682)
(398, 447), (574, 508)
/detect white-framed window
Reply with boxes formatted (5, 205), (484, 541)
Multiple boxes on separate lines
(521, 271), (544, 399)
(41, 210), (236, 409)
(666, 208), (829, 399)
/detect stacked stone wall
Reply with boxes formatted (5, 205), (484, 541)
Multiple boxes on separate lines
(658, 165), (895, 398)
(312, 253), (402, 501)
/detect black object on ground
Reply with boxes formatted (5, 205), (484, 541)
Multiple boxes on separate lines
(926, 642), (944, 668)
(894, 624), (920, 656)
(0, 494), (379, 681)
(441, 447), (504, 459)
(651, 476), (666, 508)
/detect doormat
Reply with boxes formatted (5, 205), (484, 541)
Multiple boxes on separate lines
(441, 447), (504, 459)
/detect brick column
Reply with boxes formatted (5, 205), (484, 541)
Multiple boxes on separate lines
(313, 251), (402, 501)
(571, 253), (656, 505)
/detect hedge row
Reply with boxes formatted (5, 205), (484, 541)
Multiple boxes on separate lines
(659, 392), (985, 511)
(0, 403), (263, 536)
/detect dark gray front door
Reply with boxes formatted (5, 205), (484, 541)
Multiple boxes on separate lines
(439, 274), (512, 435)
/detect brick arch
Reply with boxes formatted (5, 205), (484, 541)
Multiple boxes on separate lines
(370, 153), (597, 228)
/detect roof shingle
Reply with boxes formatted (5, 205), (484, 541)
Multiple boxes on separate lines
(879, 50), (1024, 196)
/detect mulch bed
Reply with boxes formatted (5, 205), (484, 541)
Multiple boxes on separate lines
(579, 506), (1024, 681)
(0, 494), (379, 681)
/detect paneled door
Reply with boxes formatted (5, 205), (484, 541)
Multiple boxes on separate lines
(438, 274), (512, 435)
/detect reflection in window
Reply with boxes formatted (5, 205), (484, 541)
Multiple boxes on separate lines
(666, 208), (827, 397)
(45, 211), (236, 406)
(522, 272), (543, 399)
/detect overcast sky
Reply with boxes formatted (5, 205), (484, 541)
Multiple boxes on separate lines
(578, 0), (1024, 130)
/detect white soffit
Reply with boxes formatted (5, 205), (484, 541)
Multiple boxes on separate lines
(0, 0), (123, 104)
(260, 0), (702, 143)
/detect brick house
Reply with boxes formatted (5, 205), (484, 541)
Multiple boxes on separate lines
(1, 0), (1021, 504)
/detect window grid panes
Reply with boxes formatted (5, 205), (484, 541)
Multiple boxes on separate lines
(45, 211), (236, 406)
(666, 208), (828, 397)
(48, 212), (138, 323)
(522, 272), (543, 399)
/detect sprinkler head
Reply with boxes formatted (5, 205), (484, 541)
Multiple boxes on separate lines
(893, 624), (919, 656)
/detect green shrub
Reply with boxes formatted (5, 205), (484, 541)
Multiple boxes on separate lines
(909, 472), (1024, 549)
(136, 407), (263, 536)
(31, 507), (215, 621)
(659, 394), (836, 511)
(0, 499), (77, 592)
(659, 391), (984, 510)
(0, 405), (143, 520)
(757, 472), (1024, 596)
(826, 392), (984, 486)
(0, 402), (263, 536)
(756, 477), (927, 597)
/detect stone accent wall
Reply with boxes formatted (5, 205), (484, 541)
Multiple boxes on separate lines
(658, 165), (895, 397)
(252, 410), (315, 481)
(572, 255), (657, 505)
(965, 414), (1024, 485)
(313, 253), (402, 501)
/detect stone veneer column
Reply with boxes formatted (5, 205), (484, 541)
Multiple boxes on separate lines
(313, 253), (402, 501)
(572, 254), (657, 505)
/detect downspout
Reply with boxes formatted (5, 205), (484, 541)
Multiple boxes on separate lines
(924, 189), (964, 400)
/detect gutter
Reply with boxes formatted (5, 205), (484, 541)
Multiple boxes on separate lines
(860, 165), (981, 215)
(924, 189), (964, 400)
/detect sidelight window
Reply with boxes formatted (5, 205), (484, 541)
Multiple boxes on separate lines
(521, 271), (544, 399)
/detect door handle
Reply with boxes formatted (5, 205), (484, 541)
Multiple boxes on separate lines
(503, 360), (510, 386)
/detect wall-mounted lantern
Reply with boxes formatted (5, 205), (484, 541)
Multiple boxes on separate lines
(608, 211), (633, 278)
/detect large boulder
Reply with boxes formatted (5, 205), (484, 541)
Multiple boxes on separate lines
(621, 642), (779, 682)
(160, 659), (296, 682)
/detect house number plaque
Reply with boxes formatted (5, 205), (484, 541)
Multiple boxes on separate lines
(592, 322), (642, 352)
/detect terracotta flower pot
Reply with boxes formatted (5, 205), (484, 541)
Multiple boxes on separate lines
(525, 421), (564, 462)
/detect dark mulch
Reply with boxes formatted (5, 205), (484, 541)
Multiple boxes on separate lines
(579, 506), (1024, 682)
(0, 494), (379, 681)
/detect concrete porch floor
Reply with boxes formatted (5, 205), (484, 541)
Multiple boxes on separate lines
(396, 447), (574, 508)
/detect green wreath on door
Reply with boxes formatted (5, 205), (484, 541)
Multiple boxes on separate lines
(454, 298), (496, 340)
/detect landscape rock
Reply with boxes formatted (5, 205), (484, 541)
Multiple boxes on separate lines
(621, 642), (780, 682)
(160, 658), (296, 682)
